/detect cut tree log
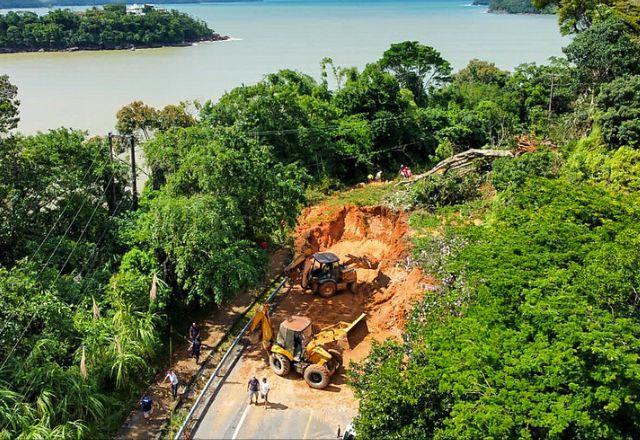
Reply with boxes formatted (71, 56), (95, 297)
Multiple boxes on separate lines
(400, 149), (515, 184)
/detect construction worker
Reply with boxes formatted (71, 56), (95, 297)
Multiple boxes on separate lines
(261, 377), (270, 408)
(191, 337), (202, 364)
(140, 394), (153, 422)
(188, 322), (200, 341)
(247, 375), (260, 404)
(375, 170), (382, 182)
(164, 369), (179, 400)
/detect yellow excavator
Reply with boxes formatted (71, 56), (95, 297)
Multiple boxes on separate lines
(248, 304), (366, 389)
(285, 250), (379, 298)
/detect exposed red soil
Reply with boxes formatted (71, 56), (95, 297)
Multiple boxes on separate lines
(275, 204), (436, 365)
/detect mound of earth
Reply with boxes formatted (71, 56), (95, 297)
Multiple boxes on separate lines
(273, 205), (436, 364)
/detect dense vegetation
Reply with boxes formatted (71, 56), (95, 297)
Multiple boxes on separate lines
(1, 0), (640, 437)
(0, 0), (247, 8)
(473, 0), (554, 14)
(0, 4), (216, 53)
(349, 3), (640, 438)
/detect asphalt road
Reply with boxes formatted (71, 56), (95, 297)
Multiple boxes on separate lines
(191, 346), (355, 440)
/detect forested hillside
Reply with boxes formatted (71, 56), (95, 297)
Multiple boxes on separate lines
(1, 0), (640, 437)
(349, 2), (640, 437)
(473, 0), (554, 14)
(0, 4), (218, 53)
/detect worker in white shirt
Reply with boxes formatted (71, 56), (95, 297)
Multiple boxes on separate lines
(261, 377), (270, 408)
(165, 370), (179, 400)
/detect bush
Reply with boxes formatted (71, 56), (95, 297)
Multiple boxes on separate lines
(491, 148), (558, 191)
(411, 171), (484, 210)
(596, 75), (640, 149)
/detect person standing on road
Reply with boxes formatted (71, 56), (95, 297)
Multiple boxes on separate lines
(188, 322), (200, 341)
(247, 375), (260, 404)
(261, 377), (270, 408)
(140, 394), (153, 422)
(191, 337), (202, 364)
(165, 369), (179, 400)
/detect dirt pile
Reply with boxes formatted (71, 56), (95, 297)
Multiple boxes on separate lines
(276, 204), (435, 363)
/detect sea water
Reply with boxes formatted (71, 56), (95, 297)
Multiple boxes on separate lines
(0, 0), (568, 134)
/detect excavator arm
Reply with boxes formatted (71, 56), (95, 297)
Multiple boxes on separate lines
(343, 254), (379, 270)
(249, 305), (275, 350)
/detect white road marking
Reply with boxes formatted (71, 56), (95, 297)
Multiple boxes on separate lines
(231, 404), (251, 439)
(302, 410), (314, 439)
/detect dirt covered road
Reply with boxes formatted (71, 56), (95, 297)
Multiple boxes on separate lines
(193, 204), (435, 439)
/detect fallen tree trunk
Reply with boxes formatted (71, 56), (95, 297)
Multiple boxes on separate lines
(401, 149), (514, 184)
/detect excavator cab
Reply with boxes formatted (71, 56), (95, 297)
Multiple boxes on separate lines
(276, 316), (313, 361)
(303, 252), (357, 298)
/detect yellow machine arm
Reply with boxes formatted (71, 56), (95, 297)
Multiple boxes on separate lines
(249, 305), (274, 350)
(309, 313), (367, 349)
(343, 254), (379, 270)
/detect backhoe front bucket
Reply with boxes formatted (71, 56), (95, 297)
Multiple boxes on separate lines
(343, 313), (368, 350)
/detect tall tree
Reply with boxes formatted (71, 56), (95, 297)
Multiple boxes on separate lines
(0, 75), (19, 135)
(378, 41), (451, 105)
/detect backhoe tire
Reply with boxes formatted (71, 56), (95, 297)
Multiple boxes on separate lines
(269, 353), (291, 376)
(303, 364), (331, 389)
(318, 281), (337, 298)
(327, 349), (342, 374)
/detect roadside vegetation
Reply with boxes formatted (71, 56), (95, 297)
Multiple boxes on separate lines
(349, 3), (640, 438)
(1, 0), (640, 437)
(0, 4), (216, 53)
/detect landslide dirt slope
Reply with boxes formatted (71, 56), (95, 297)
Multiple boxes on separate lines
(235, 203), (436, 431)
(278, 204), (436, 364)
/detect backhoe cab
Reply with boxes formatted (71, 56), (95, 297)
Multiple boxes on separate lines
(249, 305), (366, 389)
(287, 251), (378, 298)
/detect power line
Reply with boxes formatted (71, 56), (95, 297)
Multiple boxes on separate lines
(247, 113), (417, 137)
(28, 153), (102, 261)
(0, 171), (119, 370)
(1, 192), (135, 409)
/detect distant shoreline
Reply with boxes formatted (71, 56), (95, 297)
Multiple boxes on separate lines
(0, 33), (229, 54)
(0, 0), (261, 9)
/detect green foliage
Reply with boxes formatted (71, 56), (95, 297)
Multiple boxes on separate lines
(352, 177), (640, 438)
(564, 15), (640, 93)
(596, 74), (640, 148)
(410, 172), (484, 210)
(0, 6), (213, 52)
(139, 195), (261, 304)
(0, 75), (19, 135)
(474, 0), (555, 14)
(491, 148), (559, 191)
(533, 0), (640, 34)
(378, 41), (452, 105)
(139, 126), (307, 304)
(116, 101), (195, 140)
(454, 59), (509, 87)
(564, 129), (640, 191)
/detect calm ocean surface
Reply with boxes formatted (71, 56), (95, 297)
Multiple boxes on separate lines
(0, 0), (568, 134)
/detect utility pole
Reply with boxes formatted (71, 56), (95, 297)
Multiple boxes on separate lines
(129, 135), (138, 210)
(107, 132), (117, 214)
(548, 73), (556, 123)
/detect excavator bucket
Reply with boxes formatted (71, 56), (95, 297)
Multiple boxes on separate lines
(345, 254), (379, 270)
(315, 313), (369, 351)
(343, 313), (368, 349)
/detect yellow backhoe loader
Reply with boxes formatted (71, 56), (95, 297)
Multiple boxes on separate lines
(248, 304), (366, 389)
(284, 251), (379, 298)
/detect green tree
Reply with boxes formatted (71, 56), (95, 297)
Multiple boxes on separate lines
(596, 74), (640, 148)
(378, 41), (452, 104)
(564, 15), (640, 96)
(0, 75), (19, 135)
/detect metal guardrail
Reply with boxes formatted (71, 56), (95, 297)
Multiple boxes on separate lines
(173, 277), (287, 440)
